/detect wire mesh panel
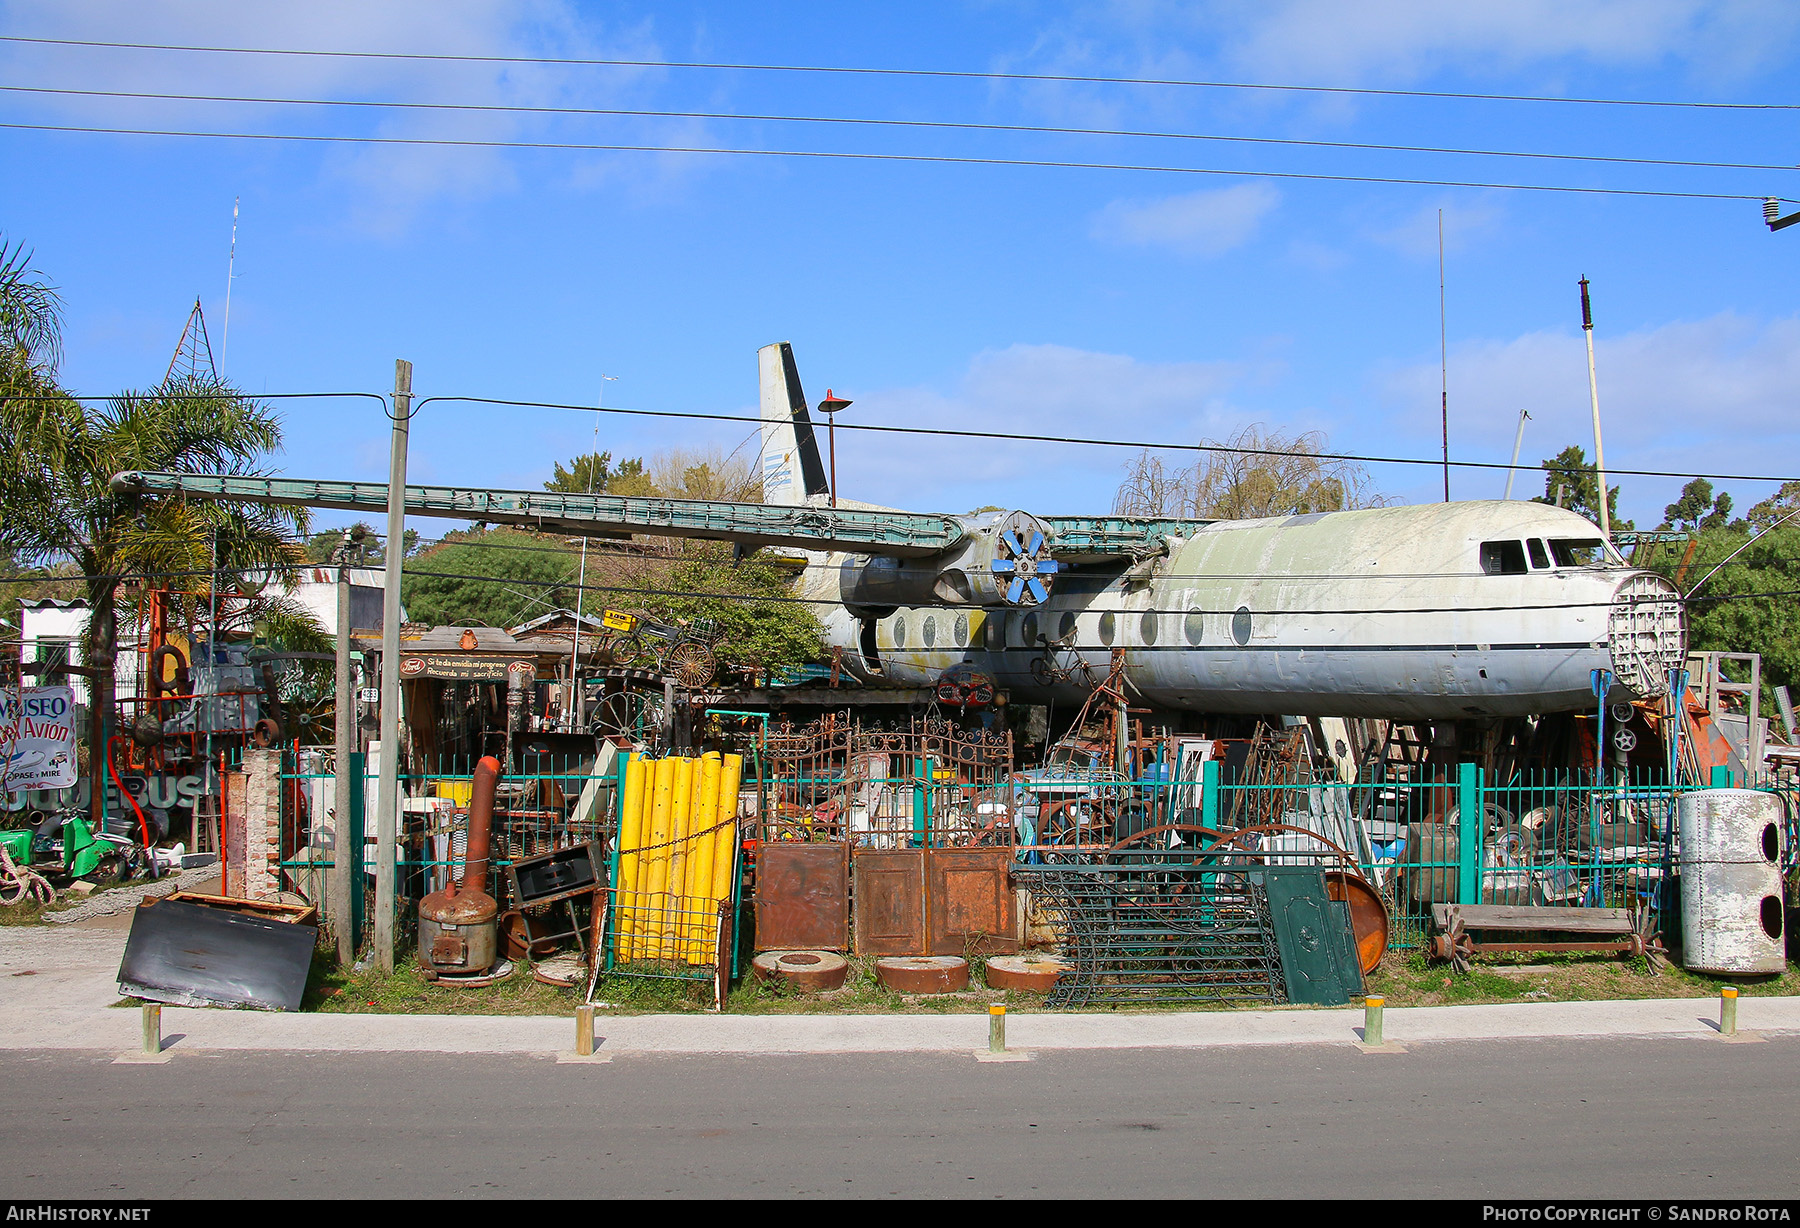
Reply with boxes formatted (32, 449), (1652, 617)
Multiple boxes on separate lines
(1016, 857), (1285, 1007)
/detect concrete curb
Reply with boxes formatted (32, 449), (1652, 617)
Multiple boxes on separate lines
(5, 923), (1796, 1059)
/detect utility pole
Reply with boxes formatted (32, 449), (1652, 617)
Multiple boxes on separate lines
(1580, 278), (1610, 540)
(330, 525), (363, 965)
(568, 375), (617, 732)
(374, 360), (412, 974)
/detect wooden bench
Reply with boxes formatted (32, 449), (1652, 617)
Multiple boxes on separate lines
(1428, 903), (1648, 972)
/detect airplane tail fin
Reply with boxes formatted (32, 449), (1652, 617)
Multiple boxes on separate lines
(758, 342), (829, 507)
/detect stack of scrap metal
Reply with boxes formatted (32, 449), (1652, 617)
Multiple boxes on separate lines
(1015, 853), (1363, 1008)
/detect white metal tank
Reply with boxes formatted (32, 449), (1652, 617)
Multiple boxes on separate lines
(1677, 789), (1786, 975)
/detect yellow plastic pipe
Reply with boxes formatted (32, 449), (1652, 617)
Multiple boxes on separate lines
(661, 756), (696, 960)
(641, 755), (676, 963)
(712, 752), (743, 924)
(616, 753), (646, 961)
(686, 753), (723, 962)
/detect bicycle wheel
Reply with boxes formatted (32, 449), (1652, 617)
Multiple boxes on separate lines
(1029, 656), (1056, 687)
(609, 634), (648, 669)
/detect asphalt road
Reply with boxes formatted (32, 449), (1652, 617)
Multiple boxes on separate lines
(4, 1036), (1794, 1200)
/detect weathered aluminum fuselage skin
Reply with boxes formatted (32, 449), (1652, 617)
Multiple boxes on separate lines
(807, 501), (1683, 720)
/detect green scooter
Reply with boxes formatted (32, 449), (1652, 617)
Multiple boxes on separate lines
(0, 808), (144, 885)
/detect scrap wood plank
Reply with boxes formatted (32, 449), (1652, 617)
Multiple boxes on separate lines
(150, 891), (320, 926)
(1430, 904), (1634, 935)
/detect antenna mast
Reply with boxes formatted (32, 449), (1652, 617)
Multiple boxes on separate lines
(221, 197), (239, 370)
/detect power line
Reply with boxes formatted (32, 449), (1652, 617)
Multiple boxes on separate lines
(5, 83), (1793, 175)
(420, 395), (1800, 487)
(0, 121), (1781, 204)
(16, 381), (1800, 492)
(3, 34), (1795, 112)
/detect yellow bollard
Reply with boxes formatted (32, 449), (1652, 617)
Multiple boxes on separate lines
(141, 1002), (161, 1055)
(1364, 996), (1385, 1047)
(576, 1003), (596, 1056)
(989, 1004), (1007, 1054)
(1721, 987), (1739, 1037)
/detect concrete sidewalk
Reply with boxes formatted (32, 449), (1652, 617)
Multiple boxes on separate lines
(3, 922), (1793, 1058)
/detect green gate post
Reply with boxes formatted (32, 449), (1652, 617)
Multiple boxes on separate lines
(1458, 763), (1481, 904)
(347, 751), (366, 952)
(1709, 765), (1733, 788)
(1201, 760), (1220, 829)
(913, 757), (929, 848)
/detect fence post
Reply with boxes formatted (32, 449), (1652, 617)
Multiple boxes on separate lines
(347, 750), (366, 954)
(1458, 762), (1481, 904)
(1709, 765), (1733, 788)
(1201, 759), (1220, 830)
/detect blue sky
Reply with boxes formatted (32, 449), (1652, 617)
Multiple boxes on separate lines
(4, 1), (1799, 535)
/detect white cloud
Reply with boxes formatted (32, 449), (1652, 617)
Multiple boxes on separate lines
(1376, 312), (1800, 517)
(828, 343), (1332, 514)
(1365, 197), (1505, 260)
(1215, 0), (1799, 84)
(0, 1), (678, 233)
(1092, 182), (1281, 256)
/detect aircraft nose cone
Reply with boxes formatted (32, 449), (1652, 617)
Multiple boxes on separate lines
(1607, 572), (1686, 698)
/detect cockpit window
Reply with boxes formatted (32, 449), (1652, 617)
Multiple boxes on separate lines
(1527, 538), (1550, 569)
(1549, 538), (1607, 567)
(1480, 540), (1528, 575)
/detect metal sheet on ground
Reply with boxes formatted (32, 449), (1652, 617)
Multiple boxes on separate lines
(755, 843), (849, 951)
(117, 899), (318, 1012)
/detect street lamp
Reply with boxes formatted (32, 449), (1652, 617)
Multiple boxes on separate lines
(818, 388), (852, 508)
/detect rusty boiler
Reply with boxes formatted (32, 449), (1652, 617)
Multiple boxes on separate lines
(418, 755), (502, 978)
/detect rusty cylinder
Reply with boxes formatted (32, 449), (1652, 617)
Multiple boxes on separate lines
(417, 754), (503, 976)
(459, 754), (501, 899)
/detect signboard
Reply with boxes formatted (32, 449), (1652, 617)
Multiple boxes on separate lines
(0, 685), (78, 790)
(601, 609), (637, 633)
(398, 654), (538, 682)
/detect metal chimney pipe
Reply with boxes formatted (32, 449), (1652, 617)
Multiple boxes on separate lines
(454, 754), (501, 899)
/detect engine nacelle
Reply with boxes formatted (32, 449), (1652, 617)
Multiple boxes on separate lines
(837, 510), (1058, 609)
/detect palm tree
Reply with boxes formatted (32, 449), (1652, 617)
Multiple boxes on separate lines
(0, 237), (61, 375)
(6, 376), (313, 708)
(1, 241), (312, 821)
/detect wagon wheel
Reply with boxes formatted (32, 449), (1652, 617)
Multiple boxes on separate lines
(667, 641), (717, 688)
(1198, 822), (1359, 866)
(1106, 822), (1226, 855)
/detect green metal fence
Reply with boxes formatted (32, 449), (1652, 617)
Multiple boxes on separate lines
(275, 750), (621, 952)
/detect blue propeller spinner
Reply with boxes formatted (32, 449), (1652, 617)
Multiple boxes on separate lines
(989, 511), (1060, 606)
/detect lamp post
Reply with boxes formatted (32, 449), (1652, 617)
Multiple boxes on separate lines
(818, 388), (852, 508)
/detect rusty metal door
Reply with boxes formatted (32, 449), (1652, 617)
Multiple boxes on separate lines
(755, 843), (850, 951)
(853, 849), (926, 955)
(927, 847), (1018, 955)
(853, 847), (1019, 956)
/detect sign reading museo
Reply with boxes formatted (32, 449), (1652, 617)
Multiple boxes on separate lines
(0, 685), (78, 790)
